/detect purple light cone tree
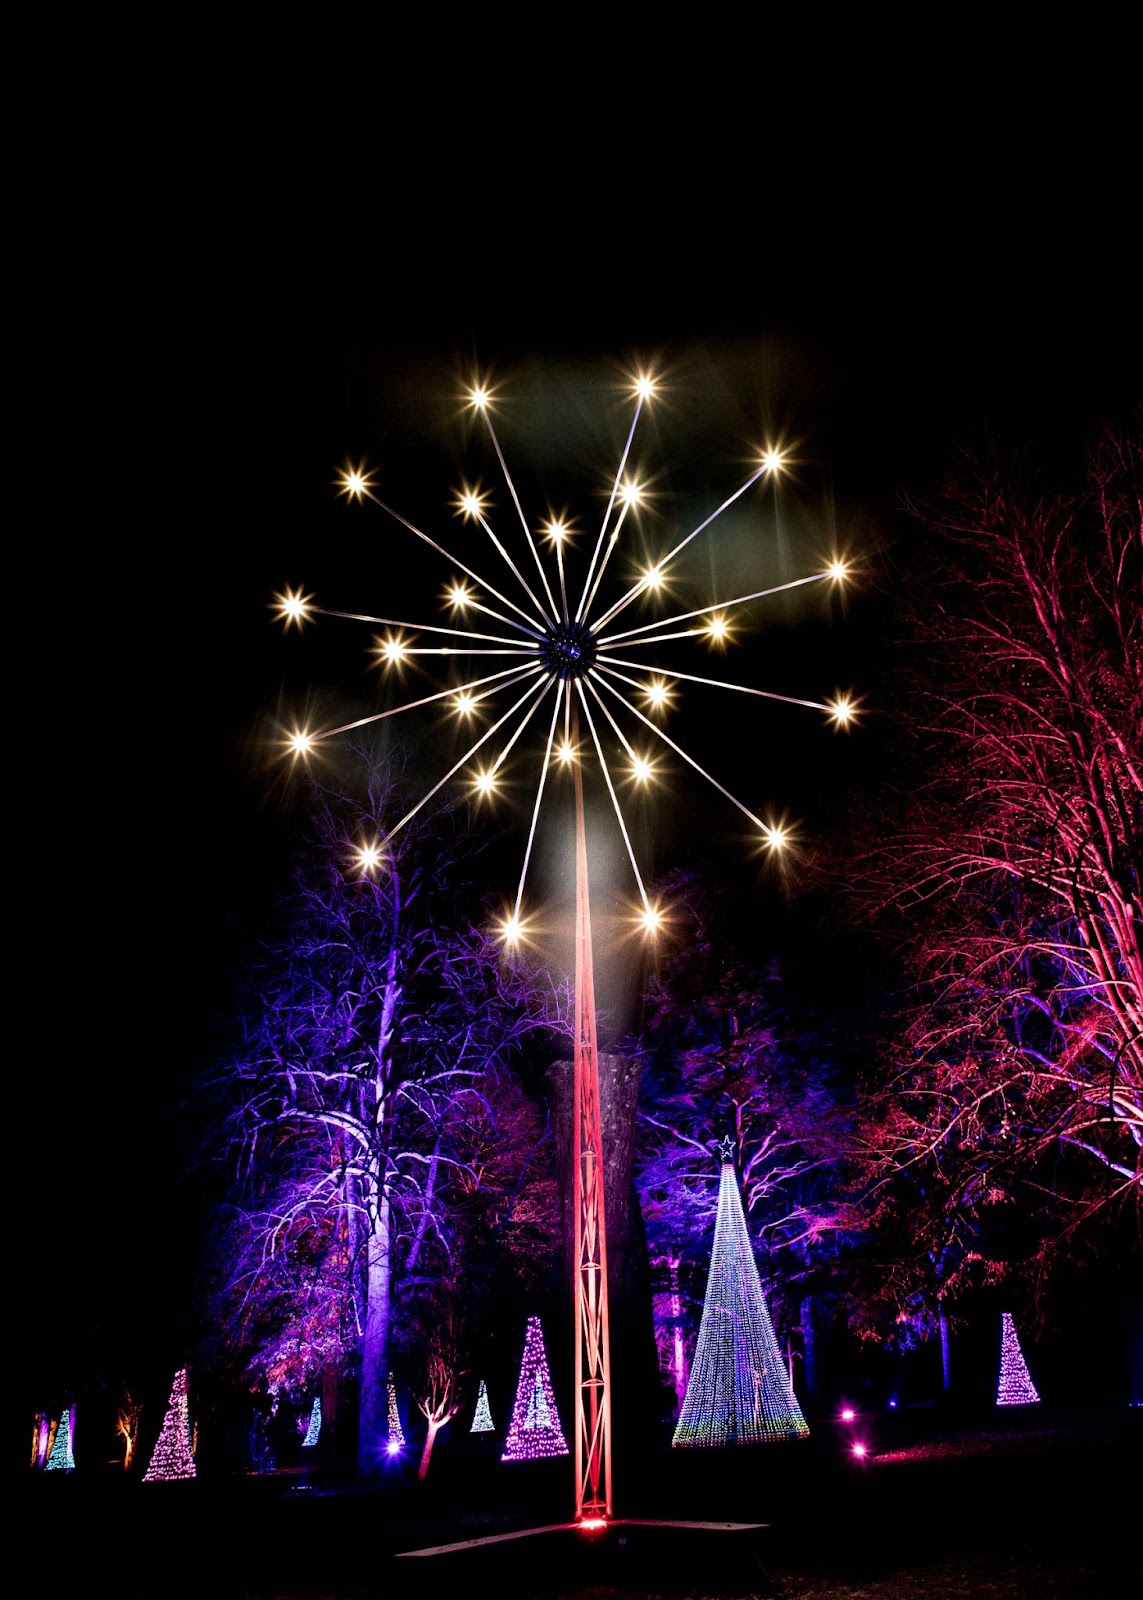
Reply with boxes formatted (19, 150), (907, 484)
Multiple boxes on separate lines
(142, 1368), (197, 1481)
(673, 1144), (809, 1446)
(996, 1311), (1041, 1406)
(502, 1316), (569, 1461)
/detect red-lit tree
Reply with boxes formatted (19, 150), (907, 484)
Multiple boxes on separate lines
(843, 419), (1141, 1317)
(198, 744), (566, 1477)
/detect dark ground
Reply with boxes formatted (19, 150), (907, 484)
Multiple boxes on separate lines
(23, 1404), (1139, 1599)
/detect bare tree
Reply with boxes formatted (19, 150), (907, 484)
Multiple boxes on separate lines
(844, 418), (1141, 1305)
(198, 748), (566, 1476)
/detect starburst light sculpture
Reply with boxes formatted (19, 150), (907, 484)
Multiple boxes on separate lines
(271, 360), (857, 1522)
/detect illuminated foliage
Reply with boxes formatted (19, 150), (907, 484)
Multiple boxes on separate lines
(198, 748), (564, 1477)
(840, 419), (1141, 1317)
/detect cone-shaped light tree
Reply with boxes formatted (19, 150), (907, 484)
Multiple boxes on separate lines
(471, 1378), (495, 1433)
(385, 1372), (405, 1452)
(502, 1316), (569, 1461)
(46, 1408), (74, 1471)
(142, 1368), (197, 1481)
(302, 1396), (322, 1447)
(673, 1142), (809, 1446)
(996, 1311), (1041, 1405)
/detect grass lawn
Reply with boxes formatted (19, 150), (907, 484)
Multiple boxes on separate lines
(25, 1403), (1138, 1598)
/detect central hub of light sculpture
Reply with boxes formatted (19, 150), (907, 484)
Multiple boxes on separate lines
(273, 364), (857, 1524)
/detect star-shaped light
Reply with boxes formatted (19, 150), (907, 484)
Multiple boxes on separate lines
(274, 363), (859, 943)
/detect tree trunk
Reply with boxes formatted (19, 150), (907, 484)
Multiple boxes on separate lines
(418, 1419), (440, 1481)
(357, 1186), (393, 1477)
(800, 1296), (819, 1406)
(939, 1301), (951, 1394)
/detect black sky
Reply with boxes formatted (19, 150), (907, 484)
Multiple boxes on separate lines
(20, 197), (1139, 1405)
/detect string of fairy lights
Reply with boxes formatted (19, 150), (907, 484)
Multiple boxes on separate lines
(273, 368), (859, 943)
(672, 1144), (809, 1447)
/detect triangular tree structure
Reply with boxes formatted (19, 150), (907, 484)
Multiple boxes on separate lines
(996, 1311), (1041, 1405)
(143, 1367), (197, 1480)
(470, 1377), (494, 1433)
(385, 1372), (405, 1449)
(301, 1395), (322, 1448)
(46, 1408), (74, 1470)
(501, 1315), (569, 1461)
(673, 1146), (809, 1446)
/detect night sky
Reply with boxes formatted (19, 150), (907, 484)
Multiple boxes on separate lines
(22, 211), (1139, 1409)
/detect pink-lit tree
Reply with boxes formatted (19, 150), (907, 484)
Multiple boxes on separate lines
(415, 1349), (462, 1480)
(840, 420), (1141, 1305)
(116, 1384), (142, 1470)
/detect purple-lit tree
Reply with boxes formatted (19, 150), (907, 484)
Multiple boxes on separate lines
(841, 421), (1141, 1308)
(635, 872), (861, 1410)
(199, 748), (566, 1478)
